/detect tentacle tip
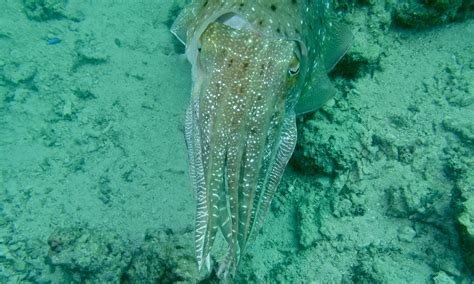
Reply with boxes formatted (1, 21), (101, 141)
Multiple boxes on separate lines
(196, 253), (212, 272)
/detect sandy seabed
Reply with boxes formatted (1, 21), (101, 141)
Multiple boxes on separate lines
(0, 0), (473, 283)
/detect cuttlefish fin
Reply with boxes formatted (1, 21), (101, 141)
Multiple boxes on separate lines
(171, 4), (195, 45)
(321, 20), (353, 71)
(185, 100), (209, 270)
(296, 70), (337, 116)
(295, 21), (353, 116)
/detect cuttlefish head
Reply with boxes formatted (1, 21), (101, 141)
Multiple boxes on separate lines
(185, 19), (302, 276)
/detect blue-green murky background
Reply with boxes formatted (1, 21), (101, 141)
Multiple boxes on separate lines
(0, 0), (473, 282)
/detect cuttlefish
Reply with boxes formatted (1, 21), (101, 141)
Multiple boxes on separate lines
(171, 0), (352, 277)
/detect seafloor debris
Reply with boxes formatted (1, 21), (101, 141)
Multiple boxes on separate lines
(47, 227), (132, 283)
(23, 0), (67, 21)
(121, 228), (210, 283)
(393, 0), (473, 28)
(47, 227), (210, 282)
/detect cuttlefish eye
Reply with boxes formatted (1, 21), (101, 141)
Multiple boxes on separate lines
(288, 54), (300, 76)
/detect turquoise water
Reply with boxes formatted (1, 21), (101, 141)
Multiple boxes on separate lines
(0, 1), (473, 282)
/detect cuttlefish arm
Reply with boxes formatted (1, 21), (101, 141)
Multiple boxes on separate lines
(184, 22), (301, 277)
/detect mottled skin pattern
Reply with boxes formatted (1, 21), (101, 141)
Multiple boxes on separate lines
(187, 22), (300, 276)
(172, 0), (352, 278)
